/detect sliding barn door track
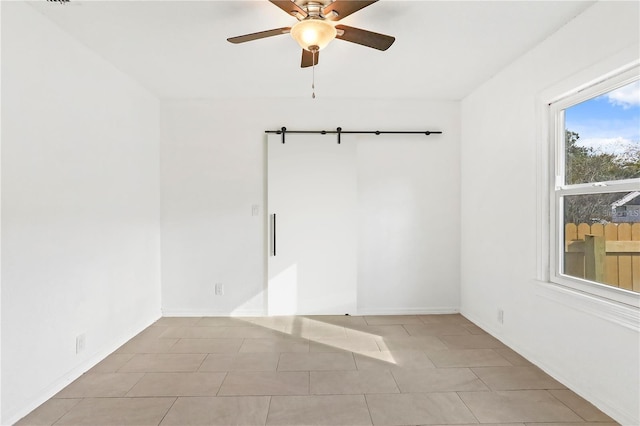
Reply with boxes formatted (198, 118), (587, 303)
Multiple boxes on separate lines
(265, 127), (443, 144)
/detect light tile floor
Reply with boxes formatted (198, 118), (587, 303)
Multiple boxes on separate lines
(16, 314), (618, 426)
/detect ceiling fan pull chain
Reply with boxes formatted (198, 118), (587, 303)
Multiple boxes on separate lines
(311, 49), (316, 99)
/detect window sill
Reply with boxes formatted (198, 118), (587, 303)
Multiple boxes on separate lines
(553, 274), (639, 307)
(535, 280), (640, 331)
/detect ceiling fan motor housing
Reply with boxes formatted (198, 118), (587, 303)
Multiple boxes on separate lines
(299, 1), (326, 18)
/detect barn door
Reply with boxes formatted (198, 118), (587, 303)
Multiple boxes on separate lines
(267, 134), (357, 315)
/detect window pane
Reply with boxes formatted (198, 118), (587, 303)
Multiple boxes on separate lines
(564, 80), (640, 185)
(563, 193), (640, 293)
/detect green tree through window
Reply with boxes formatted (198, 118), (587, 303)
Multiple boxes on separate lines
(564, 129), (640, 224)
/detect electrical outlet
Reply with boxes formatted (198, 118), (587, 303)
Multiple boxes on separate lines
(497, 309), (504, 324)
(76, 333), (86, 354)
(215, 283), (224, 296)
(252, 204), (260, 216)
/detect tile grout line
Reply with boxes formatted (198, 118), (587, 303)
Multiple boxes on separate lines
(388, 367), (403, 394)
(374, 336), (385, 351)
(167, 337), (180, 351)
(455, 390), (482, 424)
(194, 351), (209, 371)
(545, 389), (592, 422)
(123, 372), (149, 397)
(401, 324), (411, 336)
(468, 365), (495, 392)
(362, 393), (375, 426)
(420, 348), (438, 369)
(48, 398), (84, 426)
(216, 371), (229, 396)
(155, 396), (179, 426)
(264, 395), (273, 426)
(432, 335), (448, 352)
(197, 352), (210, 372)
(488, 347), (516, 367)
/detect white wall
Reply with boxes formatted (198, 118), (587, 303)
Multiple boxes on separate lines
(1, 3), (162, 424)
(0, 2), (4, 421)
(357, 134), (460, 314)
(160, 99), (460, 316)
(460, 1), (639, 424)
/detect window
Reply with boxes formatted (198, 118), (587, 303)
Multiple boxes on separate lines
(550, 69), (640, 306)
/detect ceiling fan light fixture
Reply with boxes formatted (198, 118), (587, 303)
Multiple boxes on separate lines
(290, 18), (337, 51)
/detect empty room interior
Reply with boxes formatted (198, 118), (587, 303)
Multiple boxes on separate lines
(1, 0), (639, 425)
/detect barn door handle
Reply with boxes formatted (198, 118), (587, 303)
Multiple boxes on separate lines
(272, 213), (277, 256)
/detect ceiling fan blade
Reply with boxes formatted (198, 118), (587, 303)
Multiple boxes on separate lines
(335, 25), (395, 51)
(323, 0), (378, 21)
(269, 0), (308, 19)
(301, 49), (319, 68)
(227, 27), (291, 44)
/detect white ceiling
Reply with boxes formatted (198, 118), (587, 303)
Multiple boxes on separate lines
(28, 0), (595, 100)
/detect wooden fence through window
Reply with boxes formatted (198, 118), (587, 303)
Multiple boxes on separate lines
(565, 223), (640, 292)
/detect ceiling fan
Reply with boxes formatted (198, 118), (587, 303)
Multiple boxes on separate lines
(227, 0), (395, 68)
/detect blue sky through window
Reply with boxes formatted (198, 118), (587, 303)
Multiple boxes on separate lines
(565, 80), (640, 160)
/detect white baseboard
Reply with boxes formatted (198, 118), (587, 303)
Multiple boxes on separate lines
(5, 313), (161, 426)
(161, 307), (460, 317)
(356, 307), (460, 316)
(460, 308), (637, 426)
(160, 308), (266, 317)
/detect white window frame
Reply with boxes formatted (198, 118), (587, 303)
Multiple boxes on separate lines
(548, 66), (640, 308)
